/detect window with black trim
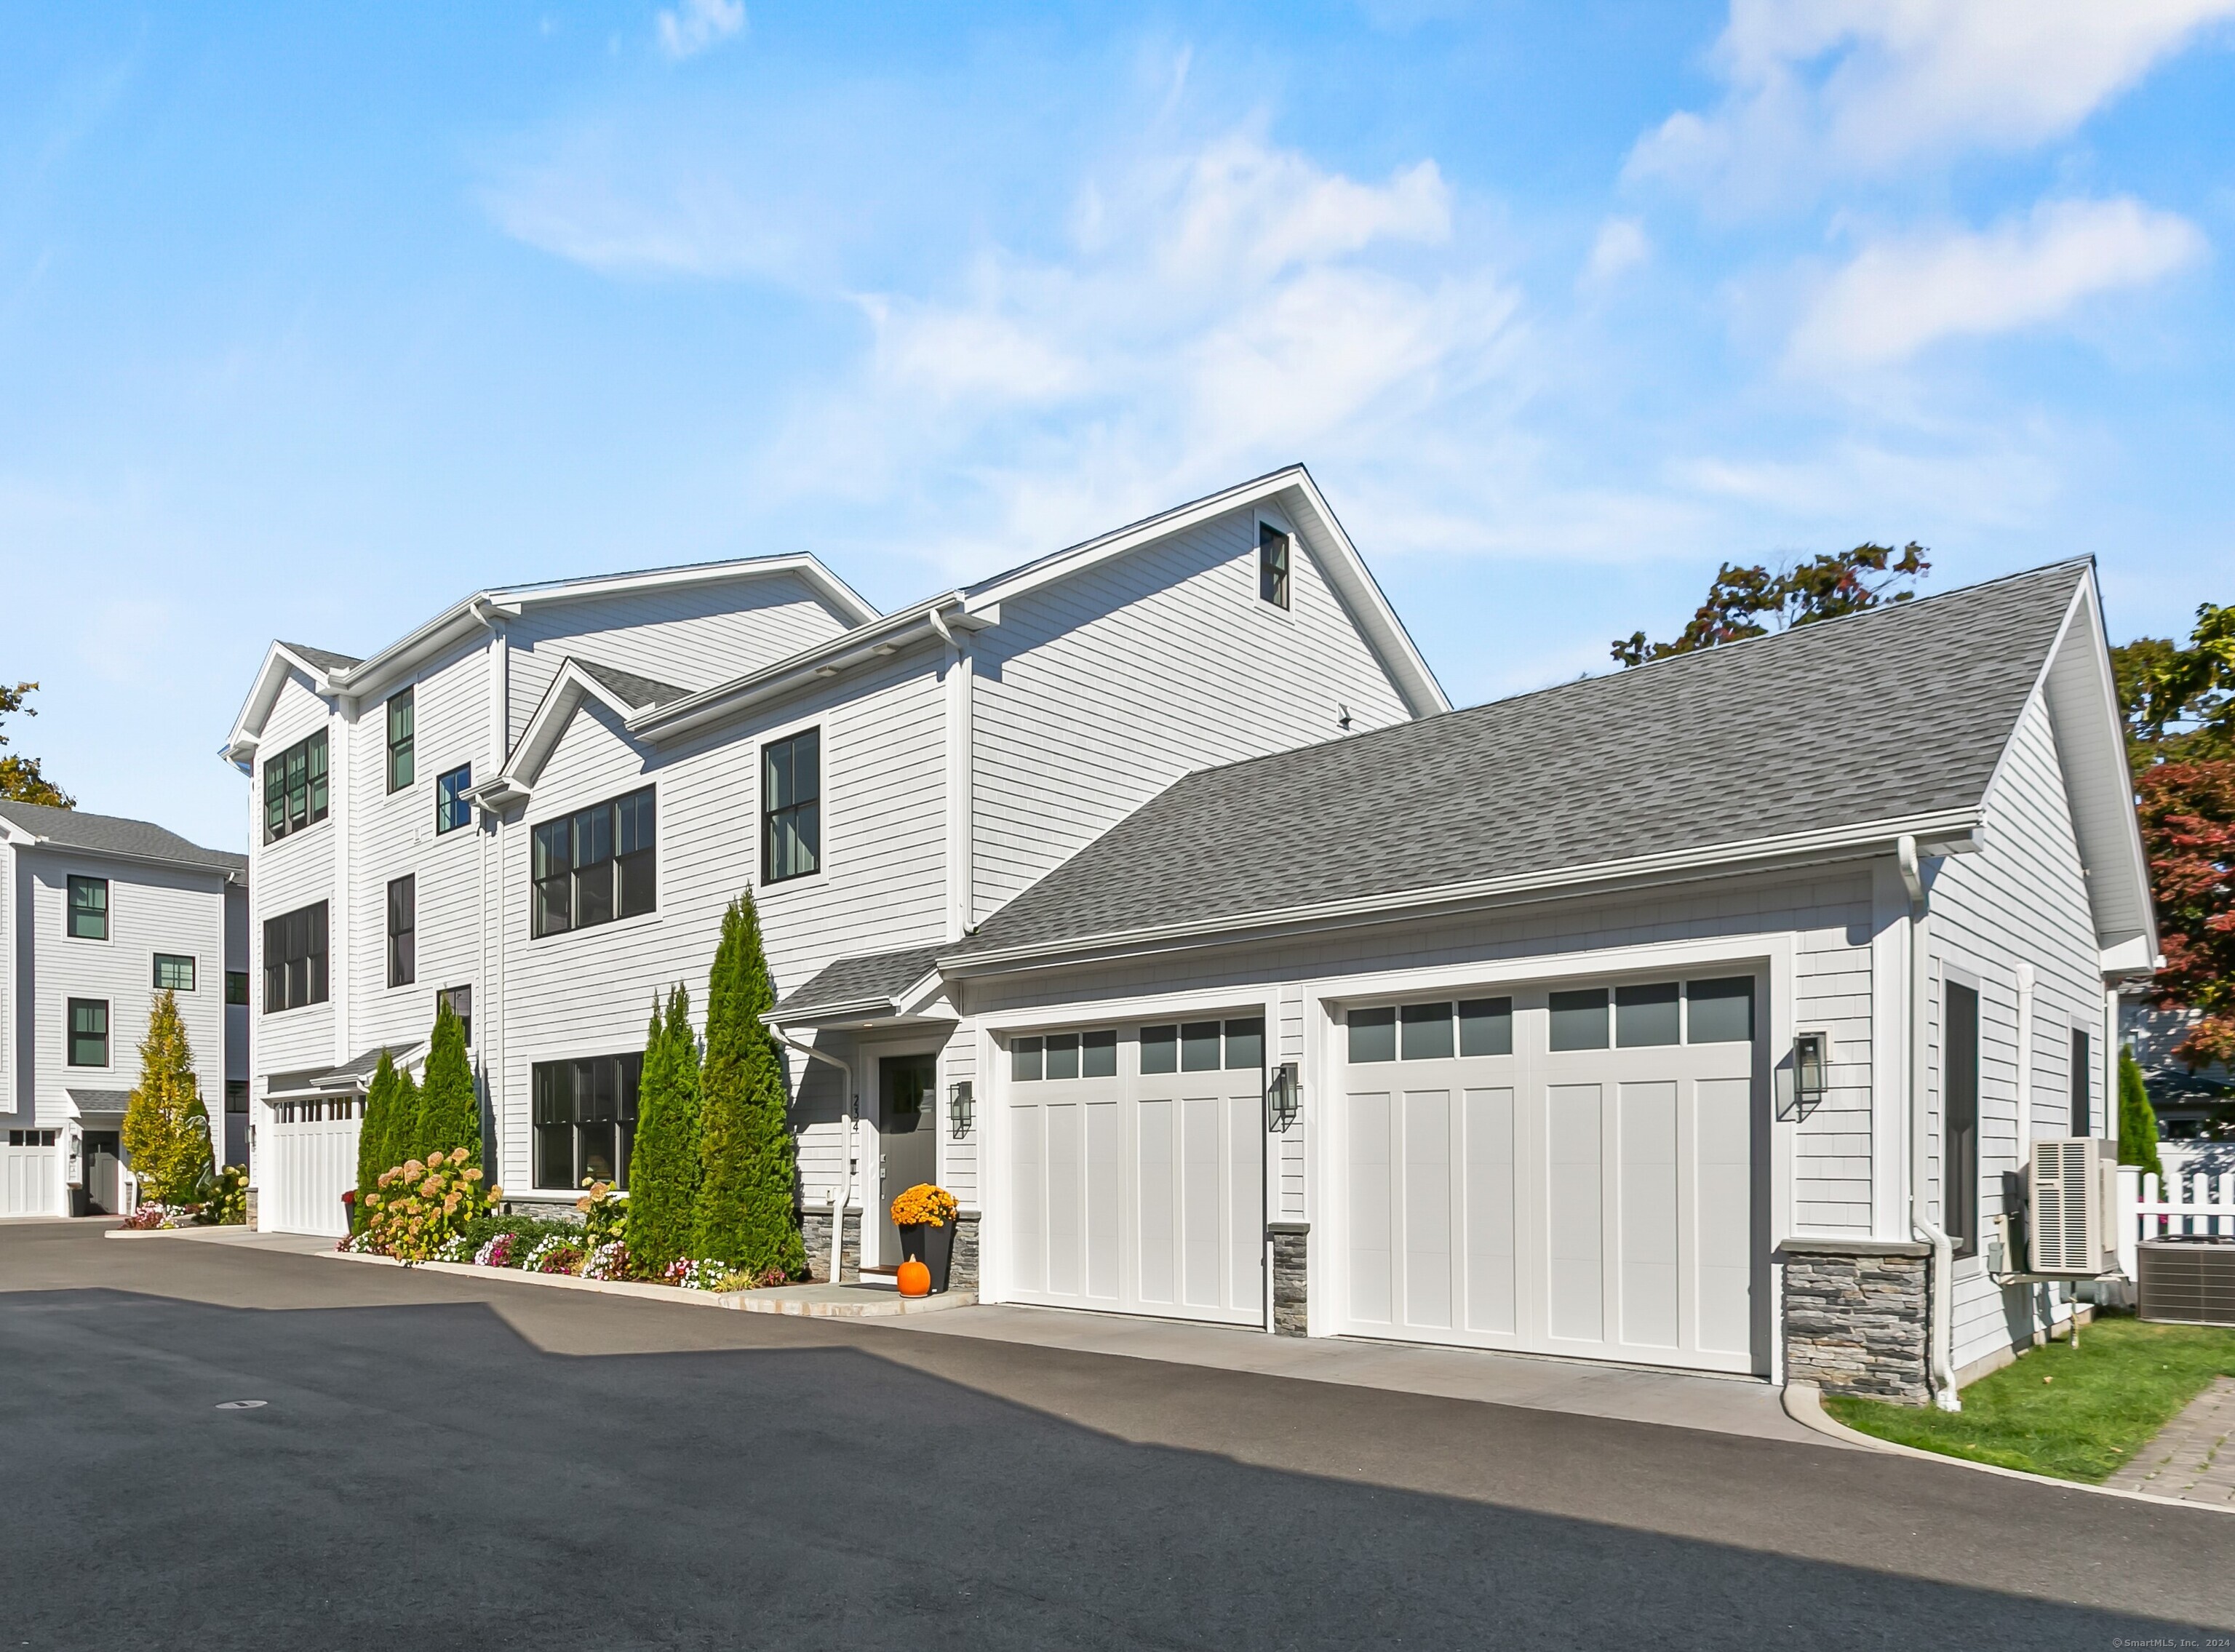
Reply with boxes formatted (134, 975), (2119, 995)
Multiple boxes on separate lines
(263, 901), (329, 1012)
(263, 730), (330, 842)
(226, 1080), (249, 1115)
(441, 984), (473, 1048)
(154, 954), (196, 992)
(226, 970), (249, 1007)
(67, 999), (108, 1067)
(533, 1052), (642, 1190)
(66, 875), (108, 940)
(386, 689), (415, 793)
(531, 786), (656, 938)
(2071, 1026), (2092, 1136)
(1258, 522), (1291, 609)
(386, 875), (415, 988)
(1945, 981), (1980, 1258)
(437, 764), (471, 834)
(762, 729), (821, 884)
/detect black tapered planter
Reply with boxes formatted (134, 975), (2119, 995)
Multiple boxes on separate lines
(898, 1221), (955, 1293)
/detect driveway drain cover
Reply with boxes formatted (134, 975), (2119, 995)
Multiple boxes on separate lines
(215, 1400), (268, 1410)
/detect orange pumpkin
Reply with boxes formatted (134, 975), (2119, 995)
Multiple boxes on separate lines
(896, 1258), (932, 1298)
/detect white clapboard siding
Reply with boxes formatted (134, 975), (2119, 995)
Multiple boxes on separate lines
(1927, 690), (2106, 1370)
(249, 673), (340, 1078)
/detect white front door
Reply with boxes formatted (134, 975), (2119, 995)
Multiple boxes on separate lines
(1003, 1016), (1265, 1327)
(1336, 975), (1760, 1374)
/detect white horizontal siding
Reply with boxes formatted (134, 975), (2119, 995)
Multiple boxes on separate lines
(249, 673), (338, 1082)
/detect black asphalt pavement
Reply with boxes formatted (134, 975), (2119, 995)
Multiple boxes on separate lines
(4, 1221), (2228, 1649)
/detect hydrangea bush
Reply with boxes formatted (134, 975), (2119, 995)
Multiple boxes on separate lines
(358, 1149), (487, 1264)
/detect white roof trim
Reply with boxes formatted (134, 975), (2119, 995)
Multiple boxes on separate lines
(223, 642), (340, 765)
(497, 658), (662, 796)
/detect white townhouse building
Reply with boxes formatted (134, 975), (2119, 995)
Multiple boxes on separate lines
(0, 800), (247, 1218)
(226, 467), (1440, 1240)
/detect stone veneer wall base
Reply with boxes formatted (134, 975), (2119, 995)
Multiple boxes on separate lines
(1781, 1239), (1930, 1405)
(1269, 1222), (1309, 1337)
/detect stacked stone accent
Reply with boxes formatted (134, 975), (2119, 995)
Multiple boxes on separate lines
(949, 1211), (981, 1292)
(1269, 1222), (1310, 1336)
(800, 1208), (861, 1284)
(1782, 1240), (1929, 1403)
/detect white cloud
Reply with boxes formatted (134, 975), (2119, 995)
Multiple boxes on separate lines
(1786, 196), (2207, 370)
(656, 0), (745, 62)
(1630, 0), (2235, 206)
(1581, 217), (1650, 287)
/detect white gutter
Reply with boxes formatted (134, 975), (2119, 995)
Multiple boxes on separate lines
(1900, 834), (1960, 1411)
(776, 1029), (856, 1287)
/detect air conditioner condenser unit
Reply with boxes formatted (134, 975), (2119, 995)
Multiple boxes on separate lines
(2028, 1137), (2118, 1277)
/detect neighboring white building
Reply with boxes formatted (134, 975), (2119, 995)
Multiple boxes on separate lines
(0, 799), (247, 1217)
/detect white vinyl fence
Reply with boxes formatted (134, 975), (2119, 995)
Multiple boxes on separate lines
(2116, 1163), (2235, 1280)
(263, 1101), (362, 1237)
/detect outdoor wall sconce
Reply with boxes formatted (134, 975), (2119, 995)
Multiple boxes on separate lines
(948, 1080), (974, 1140)
(1777, 1031), (1829, 1121)
(1265, 1063), (1302, 1134)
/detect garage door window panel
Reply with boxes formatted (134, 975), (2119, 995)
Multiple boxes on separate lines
(1347, 1007), (1396, 1064)
(1615, 983), (1680, 1047)
(1549, 989), (1609, 1051)
(1458, 998), (1513, 1056)
(1686, 978), (1754, 1043)
(1400, 1002), (1455, 1061)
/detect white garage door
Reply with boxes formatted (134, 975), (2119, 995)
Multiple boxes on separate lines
(3, 1133), (62, 1216)
(1336, 975), (1759, 1374)
(1004, 1017), (1264, 1326)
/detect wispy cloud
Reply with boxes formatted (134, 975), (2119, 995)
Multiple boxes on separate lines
(1629, 0), (2235, 209)
(1785, 196), (2207, 371)
(656, 0), (745, 63)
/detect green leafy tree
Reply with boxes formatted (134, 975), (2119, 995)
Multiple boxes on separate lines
(414, 999), (479, 1163)
(356, 1052), (402, 1224)
(626, 985), (704, 1272)
(0, 680), (72, 807)
(692, 895), (805, 1277)
(121, 990), (212, 1204)
(2114, 604), (2235, 770)
(1613, 542), (1929, 668)
(2117, 1046), (2164, 1182)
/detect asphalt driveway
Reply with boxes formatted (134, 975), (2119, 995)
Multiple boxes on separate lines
(3, 1221), (2227, 1649)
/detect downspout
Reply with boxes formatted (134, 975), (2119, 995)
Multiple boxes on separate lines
(1901, 835), (1961, 1411)
(777, 1028), (855, 1286)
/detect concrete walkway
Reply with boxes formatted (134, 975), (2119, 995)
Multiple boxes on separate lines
(2106, 1376), (2235, 1507)
(885, 1302), (1830, 1445)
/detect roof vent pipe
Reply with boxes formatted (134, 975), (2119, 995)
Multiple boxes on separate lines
(1900, 834), (1960, 1411)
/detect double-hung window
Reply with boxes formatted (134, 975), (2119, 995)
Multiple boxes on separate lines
(153, 954), (196, 992)
(436, 765), (472, 834)
(386, 690), (415, 793)
(263, 730), (330, 842)
(263, 901), (329, 1012)
(1258, 521), (1291, 609)
(762, 729), (821, 884)
(530, 786), (656, 938)
(66, 875), (108, 940)
(533, 1053), (642, 1190)
(386, 875), (415, 988)
(67, 999), (108, 1067)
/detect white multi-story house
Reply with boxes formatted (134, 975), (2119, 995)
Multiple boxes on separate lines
(0, 799), (247, 1217)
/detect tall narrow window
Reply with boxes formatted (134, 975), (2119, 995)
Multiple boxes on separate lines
(386, 689), (415, 793)
(1945, 981), (1980, 1258)
(66, 875), (108, 941)
(530, 787), (655, 938)
(386, 875), (415, 988)
(262, 730), (330, 842)
(436, 764), (472, 834)
(67, 999), (108, 1067)
(762, 729), (821, 884)
(1258, 521), (1291, 609)
(2071, 1027), (2092, 1136)
(263, 901), (329, 1012)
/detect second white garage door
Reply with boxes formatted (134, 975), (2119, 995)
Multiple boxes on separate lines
(1335, 975), (1761, 1375)
(1003, 1017), (1265, 1327)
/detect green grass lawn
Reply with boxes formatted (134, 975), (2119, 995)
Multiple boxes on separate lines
(1822, 1317), (2235, 1482)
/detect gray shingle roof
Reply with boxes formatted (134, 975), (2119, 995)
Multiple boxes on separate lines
(280, 641), (362, 672)
(577, 658), (693, 709)
(266, 1042), (421, 1096)
(65, 1088), (134, 1114)
(948, 561), (2089, 962)
(0, 799), (247, 875)
(775, 944), (945, 1018)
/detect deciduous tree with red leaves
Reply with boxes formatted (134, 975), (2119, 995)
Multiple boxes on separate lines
(2138, 763), (2235, 1069)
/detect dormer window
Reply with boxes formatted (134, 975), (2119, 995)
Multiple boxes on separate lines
(1258, 522), (1291, 610)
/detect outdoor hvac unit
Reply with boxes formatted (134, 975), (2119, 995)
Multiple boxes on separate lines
(2028, 1137), (2118, 1276)
(2137, 1240), (2235, 1326)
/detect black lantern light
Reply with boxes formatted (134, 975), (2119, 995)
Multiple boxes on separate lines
(1779, 1031), (1829, 1120)
(949, 1080), (974, 1140)
(1265, 1062), (1302, 1133)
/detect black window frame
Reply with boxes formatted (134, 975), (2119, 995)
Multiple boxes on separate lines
(67, 997), (109, 1068)
(530, 786), (656, 939)
(532, 1053), (642, 1191)
(436, 763), (472, 835)
(153, 953), (196, 992)
(225, 970), (250, 1007)
(263, 901), (330, 1013)
(761, 728), (821, 885)
(441, 984), (473, 1048)
(2071, 1026), (2092, 1136)
(66, 874), (108, 941)
(386, 875), (415, 989)
(1258, 520), (1291, 610)
(262, 730), (330, 843)
(386, 688), (415, 794)
(1945, 981), (1980, 1258)
(225, 1080), (250, 1115)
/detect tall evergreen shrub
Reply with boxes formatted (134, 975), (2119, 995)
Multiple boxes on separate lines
(626, 986), (703, 1272)
(2118, 1045), (2164, 1181)
(692, 895), (805, 1277)
(415, 1000), (479, 1163)
(356, 1051), (400, 1222)
(121, 990), (213, 1205)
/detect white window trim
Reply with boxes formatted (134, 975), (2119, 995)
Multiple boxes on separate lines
(153, 951), (202, 993)
(756, 715), (833, 894)
(65, 995), (113, 1071)
(1254, 509), (1298, 621)
(524, 781), (662, 943)
(63, 871), (113, 947)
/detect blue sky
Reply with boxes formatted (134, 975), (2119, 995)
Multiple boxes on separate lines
(4, 1), (2233, 850)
